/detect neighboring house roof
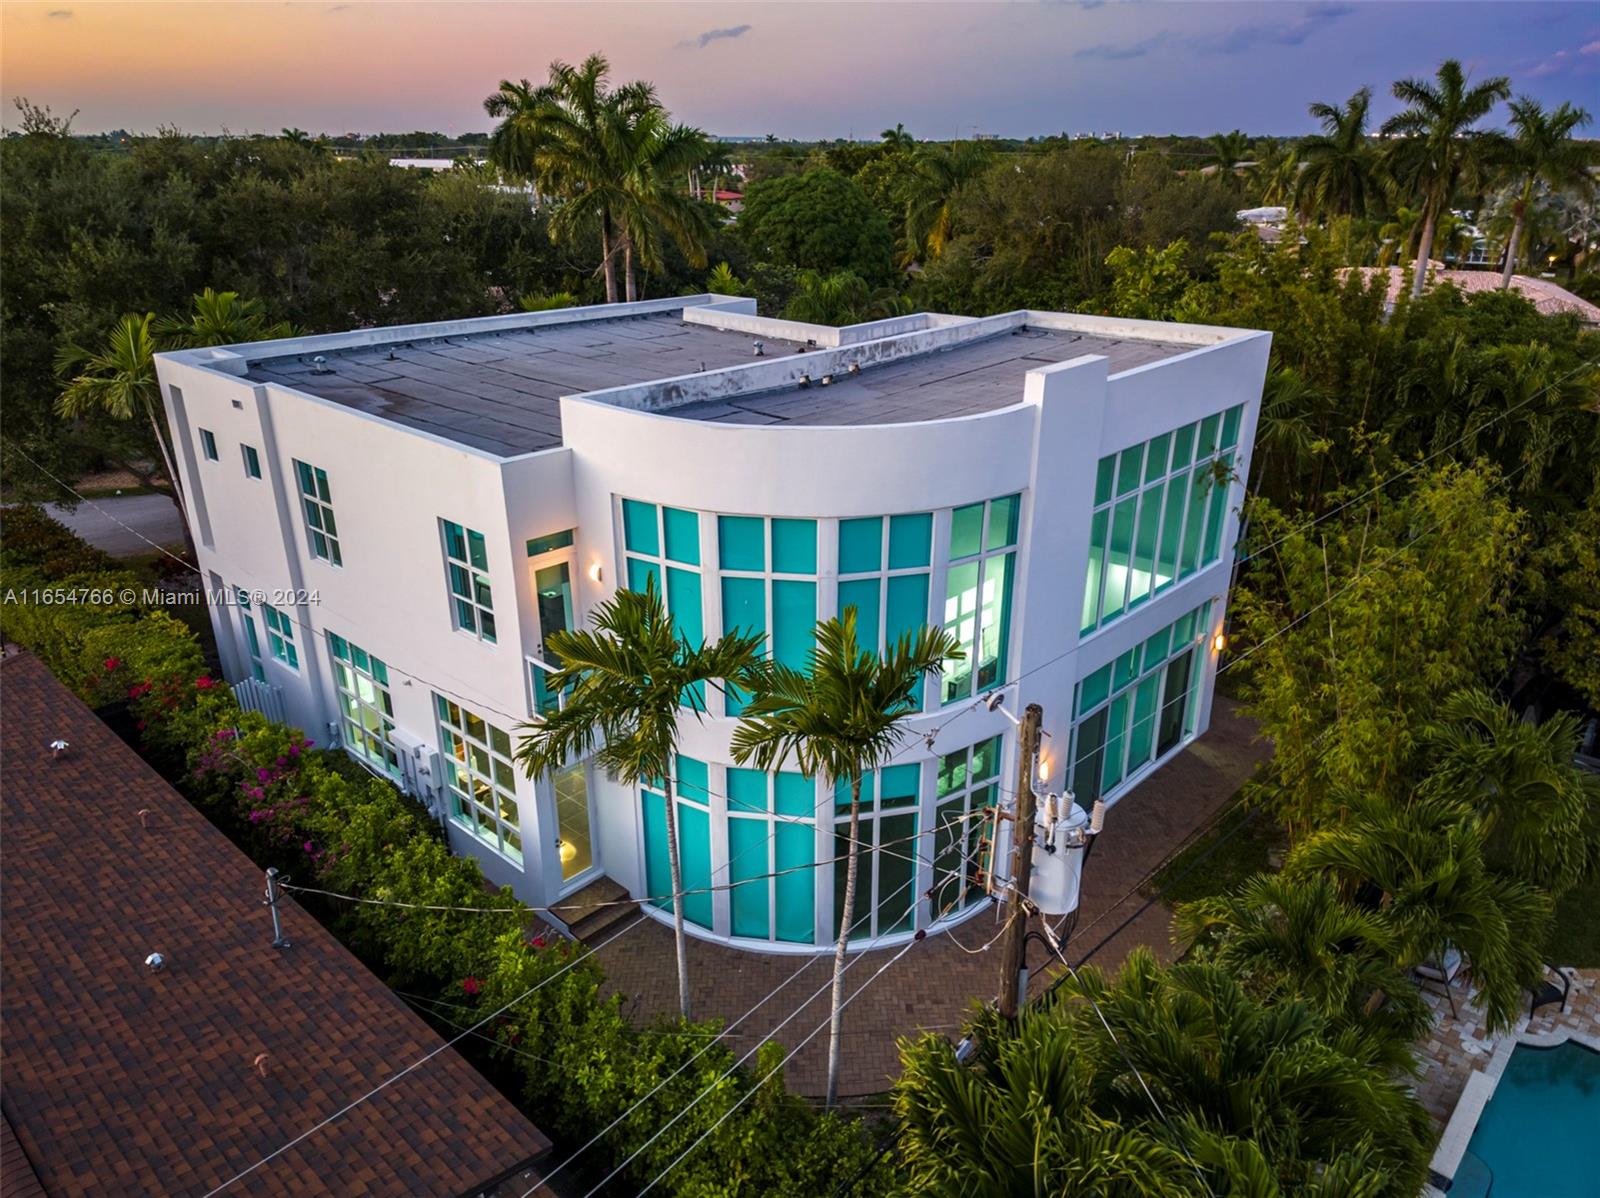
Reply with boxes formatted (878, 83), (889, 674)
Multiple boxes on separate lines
(0, 651), (553, 1198)
(1352, 266), (1600, 324)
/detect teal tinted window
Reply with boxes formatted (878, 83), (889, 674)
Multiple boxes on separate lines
(666, 566), (703, 643)
(880, 763), (920, 809)
(1171, 424), (1196, 469)
(774, 823), (815, 943)
(1172, 609), (1198, 645)
(627, 557), (659, 594)
(937, 748), (968, 798)
(719, 515), (764, 570)
(1221, 405), (1242, 449)
(985, 494), (1020, 550)
(1082, 509), (1108, 633)
(1156, 477), (1187, 593)
(527, 529), (574, 556)
(836, 771), (875, 810)
(643, 790), (671, 909)
(1129, 490), (1162, 609)
(771, 518), (817, 574)
(775, 772), (814, 817)
(1094, 456), (1116, 505)
(838, 578), (880, 648)
(1143, 433), (1170, 483)
(1202, 454), (1234, 564)
(885, 574), (929, 643)
(663, 507), (700, 565)
(728, 768), (768, 812)
(677, 803), (712, 928)
(1128, 675), (1160, 771)
(1113, 648), (1139, 691)
(949, 503), (984, 559)
(242, 444), (261, 478)
(721, 576), (765, 636)
(1102, 498), (1136, 621)
(1142, 625), (1172, 668)
(1179, 469), (1207, 574)
(942, 560), (979, 702)
(729, 819), (771, 937)
(1197, 413), (1221, 458)
(888, 513), (933, 569)
(772, 580), (816, 670)
(200, 428), (218, 461)
(623, 499), (658, 555)
(1116, 446), (1143, 495)
(839, 518), (882, 574)
(1079, 664), (1111, 714)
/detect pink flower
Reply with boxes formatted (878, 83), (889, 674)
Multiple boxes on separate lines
(195, 676), (215, 690)
(302, 840), (315, 854)
(462, 976), (481, 996)
(104, 657), (121, 671)
(531, 935), (546, 949)
(257, 768), (271, 781)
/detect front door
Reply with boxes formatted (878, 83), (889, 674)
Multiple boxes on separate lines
(553, 760), (596, 886)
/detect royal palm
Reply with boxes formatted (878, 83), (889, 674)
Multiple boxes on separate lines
(1495, 97), (1593, 288)
(731, 610), (957, 1105)
(514, 580), (764, 1019)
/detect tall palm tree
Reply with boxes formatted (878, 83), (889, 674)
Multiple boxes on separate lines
(1249, 142), (1300, 208)
(152, 288), (297, 348)
(1289, 793), (1551, 1030)
(731, 610), (958, 1106)
(1422, 688), (1600, 895)
(54, 313), (185, 518)
(1295, 88), (1378, 220)
(1381, 59), (1510, 298)
(484, 56), (716, 304)
(1251, 363), (1320, 499)
(880, 122), (915, 151)
(1175, 872), (1430, 1073)
(1377, 205), (1425, 267)
(515, 579), (765, 1019)
(1496, 97), (1594, 287)
(902, 141), (990, 265)
(1204, 128), (1252, 174)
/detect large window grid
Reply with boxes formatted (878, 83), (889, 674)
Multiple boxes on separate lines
(641, 756), (714, 929)
(1082, 407), (1241, 635)
(293, 459), (342, 566)
(838, 512), (934, 705)
(330, 633), (400, 778)
(932, 735), (1002, 918)
(833, 764), (920, 942)
(943, 494), (1020, 705)
(726, 767), (817, 944)
(435, 695), (522, 864)
(262, 602), (298, 669)
(235, 588), (265, 681)
(718, 515), (818, 716)
(441, 519), (496, 643)
(622, 500), (705, 708)
(1070, 601), (1211, 808)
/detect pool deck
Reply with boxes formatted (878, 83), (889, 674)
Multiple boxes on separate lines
(1416, 966), (1599, 1190)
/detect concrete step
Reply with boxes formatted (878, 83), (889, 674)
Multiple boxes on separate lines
(553, 875), (639, 944)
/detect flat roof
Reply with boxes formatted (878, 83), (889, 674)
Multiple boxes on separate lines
(664, 326), (1191, 427)
(0, 651), (552, 1198)
(241, 308), (1198, 455)
(245, 312), (807, 456)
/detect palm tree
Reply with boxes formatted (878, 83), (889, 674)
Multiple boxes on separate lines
(484, 56), (716, 304)
(1249, 143), (1299, 208)
(880, 122), (915, 151)
(783, 270), (909, 326)
(731, 610), (958, 1106)
(152, 288), (297, 348)
(515, 580), (765, 1019)
(1422, 688), (1600, 895)
(902, 141), (990, 265)
(1381, 60), (1511, 298)
(1377, 205), (1425, 267)
(54, 313), (185, 518)
(1289, 793), (1551, 1030)
(1175, 872), (1430, 1072)
(1251, 363), (1320, 499)
(1295, 88), (1379, 220)
(1496, 97), (1594, 287)
(1204, 128), (1252, 174)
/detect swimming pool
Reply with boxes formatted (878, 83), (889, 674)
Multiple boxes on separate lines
(1458, 1040), (1600, 1196)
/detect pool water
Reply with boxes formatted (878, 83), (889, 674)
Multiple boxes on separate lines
(1463, 1041), (1600, 1196)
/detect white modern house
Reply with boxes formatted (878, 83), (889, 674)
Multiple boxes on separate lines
(154, 295), (1269, 954)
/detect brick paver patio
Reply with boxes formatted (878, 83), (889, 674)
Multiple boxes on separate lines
(591, 697), (1269, 1097)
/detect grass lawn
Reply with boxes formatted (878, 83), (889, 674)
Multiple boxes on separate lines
(1546, 867), (1600, 967)
(1147, 797), (1283, 907)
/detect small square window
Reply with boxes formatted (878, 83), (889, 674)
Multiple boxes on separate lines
(242, 444), (262, 479)
(200, 429), (218, 461)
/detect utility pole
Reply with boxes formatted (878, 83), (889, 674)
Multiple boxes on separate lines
(996, 702), (1043, 1019)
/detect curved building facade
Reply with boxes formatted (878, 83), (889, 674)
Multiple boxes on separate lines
(156, 295), (1269, 954)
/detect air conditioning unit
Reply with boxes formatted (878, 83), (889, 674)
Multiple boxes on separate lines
(325, 720), (342, 751)
(391, 727), (444, 818)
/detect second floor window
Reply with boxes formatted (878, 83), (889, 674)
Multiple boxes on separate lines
(942, 494), (1020, 705)
(293, 459), (341, 565)
(441, 519), (496, 643)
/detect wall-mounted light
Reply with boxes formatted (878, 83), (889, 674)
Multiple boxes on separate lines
(1213, 631), (1227, 654)
(588, 563), (604, 583)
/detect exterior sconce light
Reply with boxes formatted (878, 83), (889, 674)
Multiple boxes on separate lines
(588, 563), (604, 583)
(1213, 631), (1227, 654)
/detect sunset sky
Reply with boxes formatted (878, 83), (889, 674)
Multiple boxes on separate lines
(3, 1), (1595, 140)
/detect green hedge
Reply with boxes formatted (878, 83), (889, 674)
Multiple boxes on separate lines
(0, 505), (895, 1196)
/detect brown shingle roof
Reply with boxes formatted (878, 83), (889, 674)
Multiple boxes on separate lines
(0, 652), (552, 1197)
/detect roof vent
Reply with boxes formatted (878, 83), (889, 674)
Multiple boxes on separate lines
(847, 362), (861, 374)
(752, 341), (764, 357)
(821, 374), (834, 386)
(144, 952), (166, 973)
(798, 374), (811, 389)
(806, 338), (817, 348)
(49, 738), (69, 757)
(310, 355), (333, 375)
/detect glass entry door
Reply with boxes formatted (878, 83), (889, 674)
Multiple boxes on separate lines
(553, 761), (595, 883)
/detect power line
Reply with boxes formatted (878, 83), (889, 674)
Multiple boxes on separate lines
(196, 914), (646, 1198)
